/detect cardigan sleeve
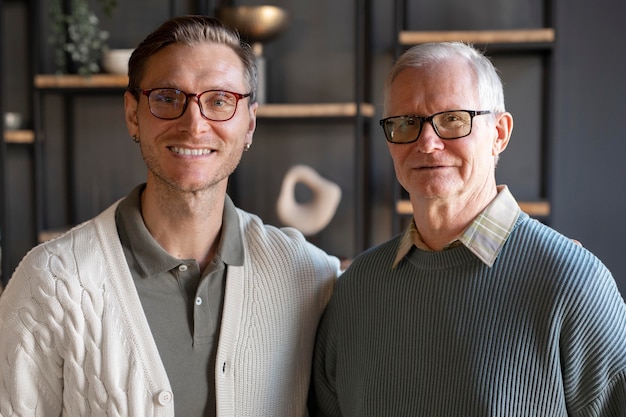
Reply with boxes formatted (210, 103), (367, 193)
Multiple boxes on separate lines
(0, 249), (65, 416)
(1, 202), (172, 417)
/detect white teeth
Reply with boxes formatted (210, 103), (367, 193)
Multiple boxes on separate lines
(170, 147), (212, 156)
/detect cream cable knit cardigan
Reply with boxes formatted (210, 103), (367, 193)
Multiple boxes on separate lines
(0, 200), (340, 417)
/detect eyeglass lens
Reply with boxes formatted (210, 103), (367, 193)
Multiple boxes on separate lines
(147, 89), (242, 121)
(383, 111), (475, 143)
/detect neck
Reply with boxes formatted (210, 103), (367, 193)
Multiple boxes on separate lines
(411, 185), (498, 251)
(140, 180), (226, 271)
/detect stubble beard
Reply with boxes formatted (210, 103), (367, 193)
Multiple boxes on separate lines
(141, 144), (245, 195)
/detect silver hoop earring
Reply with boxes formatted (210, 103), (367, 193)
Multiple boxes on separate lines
(132, 135), (140, 143)
(244, 143), (251, 151)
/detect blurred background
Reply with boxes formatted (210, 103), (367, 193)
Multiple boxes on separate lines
(1, 0), (625, 295)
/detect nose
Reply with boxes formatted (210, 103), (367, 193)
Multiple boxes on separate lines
(187, 95), (206, 117)
(415, 120), (444, 153)
(179, 96), (211, 132)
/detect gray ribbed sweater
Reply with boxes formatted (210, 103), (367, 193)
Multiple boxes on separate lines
(312, 214), (626, 416)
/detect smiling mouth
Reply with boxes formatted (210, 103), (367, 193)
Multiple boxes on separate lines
(169, 146), (214, 156)
(419, 165), (445, 170)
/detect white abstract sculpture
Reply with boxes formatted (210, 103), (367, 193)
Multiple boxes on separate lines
(276, 165), (342, 236)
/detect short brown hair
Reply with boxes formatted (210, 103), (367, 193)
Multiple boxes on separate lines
(127, 15), (258, 103)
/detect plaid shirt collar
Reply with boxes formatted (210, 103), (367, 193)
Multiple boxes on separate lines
(392, 186), (521, 268)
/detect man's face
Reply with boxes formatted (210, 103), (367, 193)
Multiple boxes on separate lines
(124, 42), (257, 194)
(383, 57), (508, 207)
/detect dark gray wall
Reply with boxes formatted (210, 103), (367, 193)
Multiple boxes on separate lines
(550, 0), (626, 291)
(2, 0), (625, 294)
(2, 0), (36, 281)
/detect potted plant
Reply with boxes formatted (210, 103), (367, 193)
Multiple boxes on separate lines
(48, 0), (118, 76)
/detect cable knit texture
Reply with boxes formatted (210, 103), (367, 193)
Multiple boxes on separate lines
(312, 214), (626, 416)
(0, 200), (339, 417)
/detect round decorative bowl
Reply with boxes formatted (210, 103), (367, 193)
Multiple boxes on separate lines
(102, 49), (134, 75)
(216, 5), (289, 43)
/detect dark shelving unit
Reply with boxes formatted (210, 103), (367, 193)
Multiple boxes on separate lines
(1, 0), (374, 282)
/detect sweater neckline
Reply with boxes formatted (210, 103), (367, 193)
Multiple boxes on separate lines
(402, 213), (530, 271)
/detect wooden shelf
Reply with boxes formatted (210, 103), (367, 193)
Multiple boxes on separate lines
(4, 129), (34, 144)
(396, 199), (550, 217)
(34, 74), (128, 89)
(399, 28), (555, 46)
(257, 103), (375, 118)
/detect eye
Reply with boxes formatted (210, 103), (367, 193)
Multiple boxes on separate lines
(152, 89), (180, 104)
(438, 111), (470, 128)
(441, 113), (460, 123)
(396, 117), (419, 132)
(214, 98), (226, 107)
(202, 91), (235, 108)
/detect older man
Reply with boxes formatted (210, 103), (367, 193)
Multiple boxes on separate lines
(311, 42), (626, 416)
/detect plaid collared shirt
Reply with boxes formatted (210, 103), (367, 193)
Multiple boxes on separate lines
(392, 186), (521, 268)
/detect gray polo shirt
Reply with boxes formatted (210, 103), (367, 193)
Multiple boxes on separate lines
(115, 184), (244, 417)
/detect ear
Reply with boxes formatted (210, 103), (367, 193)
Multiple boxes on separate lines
(492, 111), (513, 156)
(124, 90), (139, 138)
(245, 101), (259, 146)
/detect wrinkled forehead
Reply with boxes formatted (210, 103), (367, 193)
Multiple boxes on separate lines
(384, 60), (479, 114)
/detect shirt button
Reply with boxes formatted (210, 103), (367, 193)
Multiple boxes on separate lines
(178, 264), (188, 272)
(156, 389), (173, 405)
(195, 297), (203, 305)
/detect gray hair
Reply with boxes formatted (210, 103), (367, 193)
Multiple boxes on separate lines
(384, 42), (505, 112)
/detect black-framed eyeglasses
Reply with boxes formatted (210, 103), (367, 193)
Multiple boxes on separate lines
(139, 88), (252, 122)
(379, 110), (493, 144)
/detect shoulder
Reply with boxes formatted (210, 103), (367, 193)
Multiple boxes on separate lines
(509, 217), (610, 276)
(236, 207), (301, 241)
(1, 212), (115, 332)
(235, 207), (310, 251)
(352, 236), (403, 265)
(505, 217), (620, 310)
(235, 207), (341, 274)
(10, 201), (121, 289)
(332, 235), (403, 292)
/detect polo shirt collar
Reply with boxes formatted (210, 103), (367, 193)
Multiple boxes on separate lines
(116, 184), (244, 278)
